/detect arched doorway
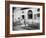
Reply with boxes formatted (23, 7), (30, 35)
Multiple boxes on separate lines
(28, 10), (33, 19)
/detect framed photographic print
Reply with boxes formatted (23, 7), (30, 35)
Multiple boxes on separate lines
(5, 1), (45, 37)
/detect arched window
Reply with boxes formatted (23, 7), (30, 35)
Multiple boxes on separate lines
(28, 10), (33, 19)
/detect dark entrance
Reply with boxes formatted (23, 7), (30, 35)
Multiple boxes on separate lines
(22, 15), (25, 19)
(28, 10), (33, 19)
(28, 14), (32, 19)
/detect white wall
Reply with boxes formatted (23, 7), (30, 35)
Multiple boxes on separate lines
(0, 0), (46, 38)
(0, 0), (5, 38)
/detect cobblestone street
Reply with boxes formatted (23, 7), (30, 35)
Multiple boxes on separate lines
(13, 23), (40, 31)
